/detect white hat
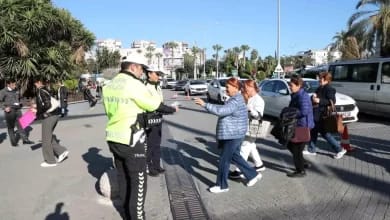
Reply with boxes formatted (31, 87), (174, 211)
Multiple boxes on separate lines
(121, 55), (148, 68)
(146, 65), (164, 75)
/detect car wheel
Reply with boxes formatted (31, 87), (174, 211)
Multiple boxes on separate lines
(206, 93), (211, 102)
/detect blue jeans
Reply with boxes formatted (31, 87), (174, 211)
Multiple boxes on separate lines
(216, 138), (257, 189)
(309, 122), (342, 153)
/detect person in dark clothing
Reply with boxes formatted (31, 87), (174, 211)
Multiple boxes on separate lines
(0, 79), (34, 146)
(84, 81), (97, 108)
(286, 75), (314, 178)
(145, 65), (178, 176)
(57, 81), (68, 117)
(32, 78), (69, 167)
(303, 72), (347, 159)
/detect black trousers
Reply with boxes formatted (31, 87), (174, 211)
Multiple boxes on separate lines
(4, 109), (28, 145)
(108, 141), (147, 220)
(146, 123), (162, 170)
(286, 141), (306, 172)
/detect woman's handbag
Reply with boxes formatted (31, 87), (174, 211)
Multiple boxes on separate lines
(322, 100), (344, 133)
(290, 127), (311, 143)
(247, 118), (271, 139)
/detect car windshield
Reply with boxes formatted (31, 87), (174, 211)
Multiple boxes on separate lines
(218, 79), (227, 87)
(190, 80), (206, 85)
(303, 80), (319, 93)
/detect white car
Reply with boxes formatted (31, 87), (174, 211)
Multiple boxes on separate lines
(258, 78), (359, 123)
(184, 80), (208, 96)
(207, 78), (230, 103)
(207, 78), (248, 103)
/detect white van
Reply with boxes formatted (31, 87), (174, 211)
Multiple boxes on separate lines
(328, 58), (390, 117)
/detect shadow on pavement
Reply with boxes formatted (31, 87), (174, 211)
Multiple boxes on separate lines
(0, 132), (7, 144)
(45, 202), (69, 220)
(81, 147), (114, 194)
(349, 134), (390, 172)
(163, 138), (219, 187)
(164, 120), (215, 139)
(357, 113), (390, 125)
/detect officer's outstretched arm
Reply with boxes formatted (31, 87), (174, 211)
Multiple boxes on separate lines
(133, 88), (161, 112)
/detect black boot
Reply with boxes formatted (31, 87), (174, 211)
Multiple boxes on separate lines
(287, 170), (306, 178)
(23, 139), (35, 145)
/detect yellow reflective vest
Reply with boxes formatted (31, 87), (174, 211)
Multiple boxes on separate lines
(145, 81), (163, 102)
(103, 72), (161, 145)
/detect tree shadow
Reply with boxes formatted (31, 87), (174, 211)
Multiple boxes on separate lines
(81, 147), (114, 194)
(45, 202), (69, 220)
(162, 138), (219, 187)
(348, 134), (390, 173)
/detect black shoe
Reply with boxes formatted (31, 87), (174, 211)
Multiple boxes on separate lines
(90, 100), (97, 107)
(304, 163), (311, 169)
(287, 171), (306, 178)
(155, 167), (165, 173)
(228, 170), (243, 179)
(148, 169), (159, 177)
(23, 140), (35, 145)
(11, 143), (19, 147)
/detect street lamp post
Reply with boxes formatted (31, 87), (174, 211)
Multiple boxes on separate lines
(203, 48), (206, 79)
(274, 0), (283, 78)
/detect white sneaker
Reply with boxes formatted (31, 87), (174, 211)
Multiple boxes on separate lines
(334, 149), (347, 159)
(209, 186), (229, 193)
(246, 173), (262, 187)
(57, 151), (69, 163)
(40, 162), (57, 167)
(302, 150), (317, 156)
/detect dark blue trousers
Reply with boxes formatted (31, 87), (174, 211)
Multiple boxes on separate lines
(216, 138), (257, 189)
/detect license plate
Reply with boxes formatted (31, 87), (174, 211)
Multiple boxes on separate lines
(339, 112), (351, 118)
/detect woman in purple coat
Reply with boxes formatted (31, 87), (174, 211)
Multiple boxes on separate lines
(287, 75), (314, 177)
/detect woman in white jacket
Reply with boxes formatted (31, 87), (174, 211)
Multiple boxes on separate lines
(229, 79), (266, 179)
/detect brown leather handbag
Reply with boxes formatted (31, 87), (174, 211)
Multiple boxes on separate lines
(322, 100), (344, 133)
(290, 127), (311, 143)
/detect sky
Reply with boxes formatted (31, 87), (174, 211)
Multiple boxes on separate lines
(52, 0), (362, 58)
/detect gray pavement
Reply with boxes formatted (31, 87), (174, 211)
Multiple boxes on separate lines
(0, 91), (389, 220)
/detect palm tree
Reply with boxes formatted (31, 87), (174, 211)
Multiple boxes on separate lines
(348, 0), (390, 57)
(0, 0), (94, 94)
(155, 52), (163, 69)
(145, 45), (155, 65)
(166, 41), (178, 72)
(240, 45), (250, 68)
(331, 30), (348, 51)
(191, 46), (199, 79)
(233, 47), (241, 70)
(212, 44), (223, 78)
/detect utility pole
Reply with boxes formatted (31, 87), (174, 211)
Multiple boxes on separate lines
(203, 48), (206, 79)
(274, 0), (283, 78)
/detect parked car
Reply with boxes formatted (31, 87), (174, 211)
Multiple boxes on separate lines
(258, 78), (359, 123)
(162, 78), (177, 89)
(174, 80), (188, 91)
(207, 78), (229, 103)
(207, 77), (248, 103)
(327, 57), (390, 117)
(184, 80), (208, 96)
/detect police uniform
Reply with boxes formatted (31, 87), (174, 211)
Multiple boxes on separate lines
(144, 80), (176, 176)
(103, 70), (161, 220)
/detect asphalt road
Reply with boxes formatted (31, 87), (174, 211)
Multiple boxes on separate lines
(0, 90), (389, 220)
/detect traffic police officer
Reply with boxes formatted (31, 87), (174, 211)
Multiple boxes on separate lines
(103, 56), (161, 220)
(144, 65), (178, 176)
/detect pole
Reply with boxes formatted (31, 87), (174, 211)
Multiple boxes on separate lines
(203, 48), (206, 79)
(274, 0), (283, 78)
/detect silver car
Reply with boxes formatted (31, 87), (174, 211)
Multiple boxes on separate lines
(258, 78), (359, 123)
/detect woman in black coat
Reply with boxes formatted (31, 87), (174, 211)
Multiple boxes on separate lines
(304, 72), (347, 159)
